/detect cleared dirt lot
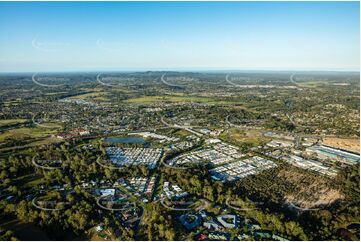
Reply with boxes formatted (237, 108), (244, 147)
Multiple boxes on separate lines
(322, 137), (359, 153)
(278, 169), (344, 209)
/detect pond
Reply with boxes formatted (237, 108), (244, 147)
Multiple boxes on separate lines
(104, 136), (150, 147)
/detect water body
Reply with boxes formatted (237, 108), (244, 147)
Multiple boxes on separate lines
(104, 137), (150, 147)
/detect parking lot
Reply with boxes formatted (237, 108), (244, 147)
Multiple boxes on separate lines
(209, 156), (277, 182)
(169, 141), (246, 167)
(106, 147), (163, 169)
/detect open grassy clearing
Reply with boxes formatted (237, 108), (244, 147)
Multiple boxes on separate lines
(0, 119), (28, 127)
(14, 174), (45, 189)
(0, 137), (63, 153)
(44, 92), (68, 96)
(28, 137), (63, 146)
(0, 125), (61, 142)
(68, 91), (110, 101)
(220, 128), (271, 146)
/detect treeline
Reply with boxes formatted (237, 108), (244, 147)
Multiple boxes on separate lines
(298, 164), (360, 240)
(0, 227), (17, 241)
(162, 166), (309, 240)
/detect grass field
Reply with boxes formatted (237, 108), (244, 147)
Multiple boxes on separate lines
(29, 137), (63, 146)
(156, 127), (192, 138)
(173, 129), (192, 137)
(69, 91), (109, 101)
(220, 128), (271, 146)
(0, 119), (28, 127)
(44, 92), (68, 96)
(0, 125), (61, 142)
(0, 137), (63, 153)
(14, 174), (45, 189)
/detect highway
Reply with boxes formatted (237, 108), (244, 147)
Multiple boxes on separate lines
(160, 117), (203, 137)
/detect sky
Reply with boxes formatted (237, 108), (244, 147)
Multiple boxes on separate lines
(0, 1), (359, 72)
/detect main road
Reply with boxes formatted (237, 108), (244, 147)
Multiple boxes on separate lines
(160, 117), (203, 137)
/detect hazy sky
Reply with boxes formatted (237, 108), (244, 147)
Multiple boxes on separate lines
(0, 1), (359, 72)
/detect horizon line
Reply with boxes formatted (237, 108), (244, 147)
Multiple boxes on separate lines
(0, 68), (360, 74)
